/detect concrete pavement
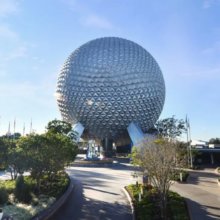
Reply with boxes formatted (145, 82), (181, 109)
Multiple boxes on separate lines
(171, 168), (220, 220)
(52, 161), (136, 220)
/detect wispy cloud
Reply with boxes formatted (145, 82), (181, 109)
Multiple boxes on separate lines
(0, 26), (28, 62)
(178, 66), (220, 81)
(0, 0), (20, 17)
(4, 46), (28, 61)
(203, 0), (220, 8)
(81, 14), (113, 29)
(0, 24), (18, 39)
(0, 81), (38, 98)
(202, 41), (220, 54)
(62, 0), (115, 30)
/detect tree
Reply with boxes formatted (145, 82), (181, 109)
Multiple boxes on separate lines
(46, 119), (72, 135)
(175, 141), (188, 167)
(0, 137), (9, 169)
(17, 134), (45, 188)
(155, 116), (186, 139)
(0, 137), (26, 179)
(7, 145), (28, 180)
(46, 119), (80, 142)
(132, 138), (184, 220)
(17, 132), (78, 192)
(13, 132), (21, 140)
(43, 131), (78, 177)
(209, 138), (220, 144)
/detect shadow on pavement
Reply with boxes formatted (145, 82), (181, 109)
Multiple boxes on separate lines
(83, 185), (120, 196)
(186, 198), (220, 220)
(187, 170), (220, 186)
(51, 177), (131, 220)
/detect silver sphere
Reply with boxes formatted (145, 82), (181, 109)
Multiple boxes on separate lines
(56, 37), (165, 144)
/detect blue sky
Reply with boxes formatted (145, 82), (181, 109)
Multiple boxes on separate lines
(0, 0), (220, 141)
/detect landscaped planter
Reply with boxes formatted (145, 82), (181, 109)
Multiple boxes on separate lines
(0, 209), (3, 220)
(0, 173), (72, 220)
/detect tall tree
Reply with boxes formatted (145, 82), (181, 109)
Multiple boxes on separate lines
(46, 119), (72, 135)
(132, 138), (185, 220)
(17, 132), (78, 192)
(209, 138), (220, 144)
(0, 137), (9, 169)
(155, 116), (186, 139)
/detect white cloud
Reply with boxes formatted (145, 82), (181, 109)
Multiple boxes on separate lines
(82, 14), (113, 29)
(0, 0), (20, 17)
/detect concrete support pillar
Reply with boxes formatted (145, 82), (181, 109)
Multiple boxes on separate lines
(102, 138), (113, 157)
(210, 153), (214, 165)
(72, 122), (84, 142)
(127, 122), (144, 146)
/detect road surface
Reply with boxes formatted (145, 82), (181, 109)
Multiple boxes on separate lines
(171, 168), (220, 220)
(52, 160), (136, 220)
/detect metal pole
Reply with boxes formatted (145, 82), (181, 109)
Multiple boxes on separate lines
(188, 119), (193, 168)
(186, 124), (190, 167)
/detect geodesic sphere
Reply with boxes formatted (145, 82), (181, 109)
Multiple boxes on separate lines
(56, 37), (165, 142)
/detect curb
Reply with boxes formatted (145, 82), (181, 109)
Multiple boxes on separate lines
(184, 198), (193, 220)
(32, 177), (74, 220)
(122, 187), (135, 220)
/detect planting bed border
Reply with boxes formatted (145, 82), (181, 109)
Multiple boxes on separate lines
(123, 187), (136, 220)
(31, 177), (74, 220)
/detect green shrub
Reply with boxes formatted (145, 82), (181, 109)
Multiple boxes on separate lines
(0, 187), (8, 205)
(0, 180), (15, 194)
(168, 191), (189, 220)
(127, 184), (189, 220)
(40, 172), (70, 198)
(172, 171), (189, 182)
(15, 176), (32, 203)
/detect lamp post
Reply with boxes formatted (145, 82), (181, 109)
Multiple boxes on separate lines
(186, 115), (193, 168)
(188, 122), (193, 168)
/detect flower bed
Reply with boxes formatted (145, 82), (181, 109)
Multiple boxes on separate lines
(0, 172), (69, 219)
(126, 184), (189, 220)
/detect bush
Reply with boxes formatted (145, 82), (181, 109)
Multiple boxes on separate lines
(0, 187), (8, 205)
(172, 171), (189, 182)
(0, 180), (15, 194)
(15, 176), (32, 203)
(127, 184), (189, 220)
(40, 172), (70, 198)
(168, 191), (189, 220)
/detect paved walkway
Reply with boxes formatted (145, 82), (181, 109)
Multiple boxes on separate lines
(171, 168), (220, 220)
(52, 160), (136, 220)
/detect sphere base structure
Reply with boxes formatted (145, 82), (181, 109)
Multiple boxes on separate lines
(56, 37), (165, 149)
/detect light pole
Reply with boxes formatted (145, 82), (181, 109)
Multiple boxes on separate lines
(186, 115), (193, 168)
(188, 121), (193, 168)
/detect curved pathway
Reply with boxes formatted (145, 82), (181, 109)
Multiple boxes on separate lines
(171, 168), (220, 220)
(52, 159), (136, 220)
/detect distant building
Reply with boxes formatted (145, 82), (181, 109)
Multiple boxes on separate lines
(191, 140), (220, 165)
(191, 140), (208, 148)
(209, 144), (220, 149)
